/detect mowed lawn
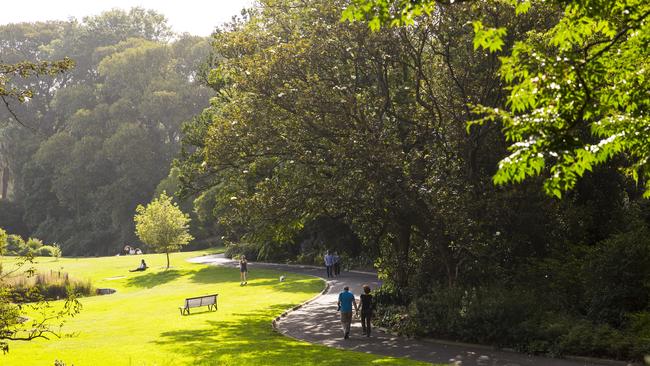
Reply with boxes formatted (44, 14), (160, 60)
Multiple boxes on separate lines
(2, 251), (426, 366)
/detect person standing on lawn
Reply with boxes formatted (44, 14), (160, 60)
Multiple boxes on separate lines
(337, 286), (358, 339)
(239, 255), (248, 285)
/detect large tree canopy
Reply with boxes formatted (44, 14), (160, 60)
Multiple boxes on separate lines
(345, 0), (650, 198)
(0, 9), (213, 255)
(179, 0), (547, 288)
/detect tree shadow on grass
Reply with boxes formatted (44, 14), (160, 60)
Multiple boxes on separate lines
(152, 304), (402, 365)
(188, 266), (238, 285)
(243, 279), (324, 294)
(187, 266), (323, 294)
(124, 270), (182, 288)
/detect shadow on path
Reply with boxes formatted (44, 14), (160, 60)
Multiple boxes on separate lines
(153, 304), (406, 365)
(190, 254), (611, 366)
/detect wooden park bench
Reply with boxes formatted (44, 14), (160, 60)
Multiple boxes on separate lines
(179, 294), (218, 315)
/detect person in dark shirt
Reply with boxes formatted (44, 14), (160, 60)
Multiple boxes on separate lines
(129, 259), (147, 272)
(239, 255), (248, 285)
(359, 285), (373, 336)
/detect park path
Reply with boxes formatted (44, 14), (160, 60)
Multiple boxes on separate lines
(188, 254), (626, 366)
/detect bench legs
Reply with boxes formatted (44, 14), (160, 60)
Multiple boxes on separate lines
(180, 305), (217, 315)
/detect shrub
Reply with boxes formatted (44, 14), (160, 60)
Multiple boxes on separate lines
(35, 245), (62, 258)
(6, 271), (94, 302)
(5, 234), (28, 256)
(0, 227), (6, 255)
(26, 237), (44, 251)
(224, 242), (259, 261)
(582, 229), (650, 326)
(376, 284), (650, 360)
(626, 312), (650, 358)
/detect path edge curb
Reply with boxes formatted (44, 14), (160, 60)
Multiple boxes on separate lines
(271, 279), (331, 332)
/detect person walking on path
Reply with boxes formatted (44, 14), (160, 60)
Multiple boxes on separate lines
(333, 251), (341, 277)
(324, 251), (334, 278)
(239, 255), (248, 285)
(337, 286), (358, 339)
(360, 284), (373, 336)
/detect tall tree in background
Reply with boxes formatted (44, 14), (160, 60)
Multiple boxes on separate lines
(0, 55), (80, 353)
(0, 9), (213, 255)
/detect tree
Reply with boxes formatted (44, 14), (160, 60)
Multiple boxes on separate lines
(343, 0), (650, 198)
(134, 192), (193, 269)
(0, 29), (80, 355)
(0, 12), (213, 255)
(475, 0), (650, 198)
(179, 0), (534, 289)
(0, 228), (6, 255)
(0, 59), (74, 124)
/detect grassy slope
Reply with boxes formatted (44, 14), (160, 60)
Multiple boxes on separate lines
(2, 251), (427, 366)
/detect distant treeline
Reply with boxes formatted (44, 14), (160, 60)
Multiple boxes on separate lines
(0, 8), (218, 255)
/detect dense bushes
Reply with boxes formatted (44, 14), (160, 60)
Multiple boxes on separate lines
(374, 225), (650, 360)
(224, 242), (260, 261)
(0, 231), (61, 257)
(6, 271), (94, 302)
(375, 287), (650, 359)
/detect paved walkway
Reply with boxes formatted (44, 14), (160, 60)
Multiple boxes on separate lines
(189, 254), (625, 366)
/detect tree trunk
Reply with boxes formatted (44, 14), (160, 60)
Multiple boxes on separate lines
(166, 251), (170, 269)
(393, 220), (412, 292)
(1, 167), (8, 200)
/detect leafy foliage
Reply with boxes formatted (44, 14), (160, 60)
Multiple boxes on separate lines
(0, 254), (81, 353)
(476, 0), (650, 197)
(134, 192), (193, 268)
(344, 0), (650, 199)
(0, 9), (213, 255)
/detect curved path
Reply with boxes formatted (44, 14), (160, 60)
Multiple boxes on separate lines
(189, 254), (626, 366)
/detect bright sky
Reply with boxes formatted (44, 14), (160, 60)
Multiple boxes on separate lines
(1, 0), (255, 36)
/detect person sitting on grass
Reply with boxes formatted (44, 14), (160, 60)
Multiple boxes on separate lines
(129, 259), (148, 272)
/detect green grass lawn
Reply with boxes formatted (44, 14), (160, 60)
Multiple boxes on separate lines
(2, 251), (427, 365)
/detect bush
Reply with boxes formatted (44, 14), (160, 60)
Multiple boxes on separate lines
(626, 312), (650, 358)
(224, 242), (259, 261)
(582, 229), (650, 326)
(5, 234), (28, 256)
(2, 234), (63, 257)
(26, 237), (44, 251)
(376, 284), (650, 360)
(7, 271), (94, 302)
(35, 245), (62, 257)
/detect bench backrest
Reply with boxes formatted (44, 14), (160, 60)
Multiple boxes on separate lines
(185, 294), (217, 308)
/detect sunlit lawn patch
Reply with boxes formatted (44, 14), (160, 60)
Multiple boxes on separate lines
(1, 251), (426, 365)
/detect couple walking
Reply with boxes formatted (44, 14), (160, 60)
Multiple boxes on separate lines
(324, 250), (341, 278)
(337, 285), (373, 339)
